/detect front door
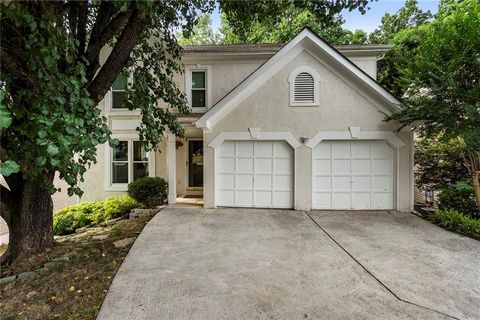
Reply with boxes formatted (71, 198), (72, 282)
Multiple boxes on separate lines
(188, 140), (203, 188)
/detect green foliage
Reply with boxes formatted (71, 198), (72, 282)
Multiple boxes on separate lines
(53, 196), (139, 235)
(430, 210), (480, 240)
(128, 177), (168, 208)
(438, 182), (478, 217)
(220, 10), (367, 45)
(218, 0), (372, 44)
(388, 0), (480, 153)
(178, 14), (222, 45)
(415, 137), (470, 190)
(369, 0), (432, 44)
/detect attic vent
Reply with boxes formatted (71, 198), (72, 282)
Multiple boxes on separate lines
(294, 72), (314, 102)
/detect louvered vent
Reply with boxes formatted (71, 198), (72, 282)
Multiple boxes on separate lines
(294, 72), (314, 102)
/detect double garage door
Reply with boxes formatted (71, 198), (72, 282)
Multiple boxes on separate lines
(216, 140), (393, 210)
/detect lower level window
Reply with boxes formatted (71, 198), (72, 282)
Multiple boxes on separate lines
(111, 140), (149, 184)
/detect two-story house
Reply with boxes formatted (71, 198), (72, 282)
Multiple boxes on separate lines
(79, 28), (414, 212)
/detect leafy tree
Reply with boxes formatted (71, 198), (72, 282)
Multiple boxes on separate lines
(178, 14), (222, 46)
(371, 0), (433, 96)
(0, 0), (368, 264)
(415, 137), (470, 190)
(388, 0), (480, 210)
(369, 0), (432, 44)
(220, 0), (373, 44)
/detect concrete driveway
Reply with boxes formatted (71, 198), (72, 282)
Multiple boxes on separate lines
(98, 207), (480, 320)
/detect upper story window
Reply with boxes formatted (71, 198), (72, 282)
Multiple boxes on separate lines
(111, 73), (128, 109)
(186, 65), (211, 112)
(288, 66), (320, 107)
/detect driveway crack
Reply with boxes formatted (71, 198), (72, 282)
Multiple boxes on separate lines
(303, 211), (459, 320)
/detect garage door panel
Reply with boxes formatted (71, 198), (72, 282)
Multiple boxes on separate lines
(273, 191), (293, 207)
(332, 176), (350, 191)
(372, 193), (391, 209)
(274, 142), (292, 157)
(314, 176), (331, 190)
(372, 159), (391, 175)
(313, 142), (331, 158)
(236, 174), (253, 189)
(351, 141), (371, 158)
(255, 158), (272, 173)
(236, 190), (253, 205)
(218, 173), (234, 189)
(313, 140), (393, 210)
(352, 159), (370, 174)
(332, 142), (351, 158)
(352, 176), (370, 191)
(254, 141), (273, 157)
(332, 193), (350, 209)
(236, 141), (254, 156)
(217, 140), (293, 208)
(314, 192), (331, 208)
(274, 158), (292, 173)
(237, 158), (254, 173)
(352, 192), (370, 209)
(372, 176), (392, 192)
(314, 159), (331, 174)
(255, 191), (272, 207)
(255, 174), (272, 190)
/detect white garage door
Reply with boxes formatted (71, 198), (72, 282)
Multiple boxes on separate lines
(217, 140), (293, 208)
(313, 141), (393, 210)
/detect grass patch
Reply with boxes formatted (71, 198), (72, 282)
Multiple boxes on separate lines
(0, 215), (153, 320)
(430, 210), (480, 240)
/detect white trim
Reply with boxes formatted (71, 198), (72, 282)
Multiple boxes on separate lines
(208, 131), (302, 149)
(288, 65), (320, 107)
(305, 130), (405, 149)
(186, 65), (212, 113)
(167, 133), (176, 204)
(104, 134), (156, 192)
(196, 28), (401, 130)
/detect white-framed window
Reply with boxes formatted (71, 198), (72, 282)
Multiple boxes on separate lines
(186, 65), (212, 112)
(105, 136), (155, 191)
(105, 73), (140, 116)
(288, 65), (320, 107)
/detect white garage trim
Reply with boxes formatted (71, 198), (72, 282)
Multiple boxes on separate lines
(305, 130), (405, 149)
(209, 131), (302, 149)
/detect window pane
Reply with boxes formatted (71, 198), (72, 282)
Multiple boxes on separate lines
(112, 163), (128, 183)
(112, 91), (126, 109)
(191, 71), (205, 88)
(133, 163), (149, 180)
(191, 90), (206, 108)
(113, 141), (128, 161)
(133, 141), (148, 161)
(112, 74), (128, 90)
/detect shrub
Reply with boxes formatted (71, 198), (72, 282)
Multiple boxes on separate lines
(438, 181), (478, 218)
(128, 177), (167, 208)
(53, 196), (139, 235)
(53, 201), (102, 235)
(430, 210), (480, 240)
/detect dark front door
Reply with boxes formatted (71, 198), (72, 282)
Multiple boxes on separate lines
(188, 140), (203, 188)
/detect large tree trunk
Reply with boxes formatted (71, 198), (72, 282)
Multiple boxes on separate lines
(472, 171), (480, 212)
(1, 172), (55, 264)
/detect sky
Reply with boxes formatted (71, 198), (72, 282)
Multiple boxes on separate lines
(210, 0), (439, 33)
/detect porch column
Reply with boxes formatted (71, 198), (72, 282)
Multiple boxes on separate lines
(167, 133), (176, 204)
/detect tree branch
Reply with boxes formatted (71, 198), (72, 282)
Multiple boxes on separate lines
(0, 49), (35, 86)
(87, 7), (148, 103)
(85, 3), (135, 82)
(76, 1), (88, 56)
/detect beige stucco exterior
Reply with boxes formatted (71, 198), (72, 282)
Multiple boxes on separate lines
(201, 49), (413, 211)
(78, 33), (412, 212)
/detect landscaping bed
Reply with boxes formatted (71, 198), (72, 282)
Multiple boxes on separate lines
(0, 214), (155, 320)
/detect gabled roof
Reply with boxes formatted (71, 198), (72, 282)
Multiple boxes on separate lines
(196, 28), (401, 130)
